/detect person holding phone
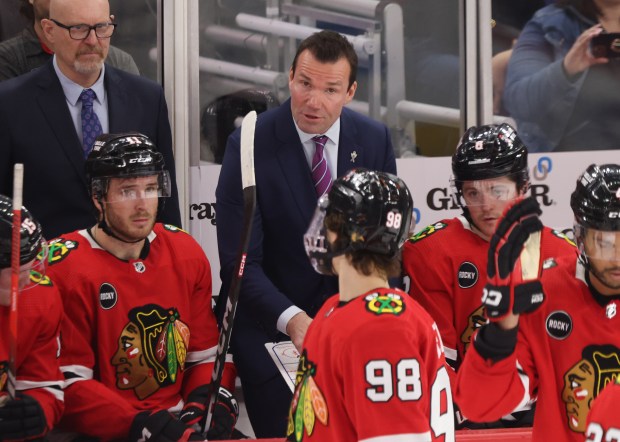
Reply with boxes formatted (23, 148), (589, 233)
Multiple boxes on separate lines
(503, 0), (620, 152)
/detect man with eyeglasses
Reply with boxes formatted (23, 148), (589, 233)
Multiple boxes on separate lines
(402, 123), (576, 429)
(0, 0), (181, 240)
(45, 133), (240, 441)
(0, 0), (138, 81)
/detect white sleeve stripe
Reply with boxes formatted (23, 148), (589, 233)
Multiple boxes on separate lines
(60, 365), (93, 379)
(185, 348), (217, 363)
(512, 360), (533, 413)
(16, 381), (64, 402)
(185, 353), (234, 370)
(185, 346), (234, 364)
(443, 346), (457, 362)
(360, 432), (431, 442)
(16, 380), (63, 390)
(64, 377), (86, 388)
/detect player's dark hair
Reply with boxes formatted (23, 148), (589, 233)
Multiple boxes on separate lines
(290, 30), (358, 89)
(325, 212), (402, 279)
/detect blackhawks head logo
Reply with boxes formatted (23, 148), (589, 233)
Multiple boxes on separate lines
(562, 344), (620, 433)
(111, 304), (190, 400)
(287, 351), (328, 441)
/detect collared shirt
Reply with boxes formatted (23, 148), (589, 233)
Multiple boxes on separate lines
(277, 118), (341, 335)
(294, 117), (341, 177)
(53, 55), (109, 145)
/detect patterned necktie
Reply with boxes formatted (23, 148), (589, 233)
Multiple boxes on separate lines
(79, 88), (103, 158)
(311, 135), (332, 197)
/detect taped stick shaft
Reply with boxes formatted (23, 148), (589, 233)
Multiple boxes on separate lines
(8, 163), (24, 399)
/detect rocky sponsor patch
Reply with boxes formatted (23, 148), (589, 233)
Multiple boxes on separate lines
(546, 310), (572, 340)
(99, 283), (118, 309)
(457, 262), (478, 288)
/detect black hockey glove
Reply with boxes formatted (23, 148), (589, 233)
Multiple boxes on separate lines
(129, 410), (202, 442)
(483, 197), (545, 320)
(179, 385), (238, 440)
(0, 392), (47, 441)
(206, 386), (239, 440)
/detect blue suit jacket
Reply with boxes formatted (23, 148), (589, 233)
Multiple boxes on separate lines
(0, 60), (181, 239)
(216, 99), (396, 382)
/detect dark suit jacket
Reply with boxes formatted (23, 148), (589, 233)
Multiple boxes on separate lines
(216, 98), (396, 383)
(0, 60), (181, 239)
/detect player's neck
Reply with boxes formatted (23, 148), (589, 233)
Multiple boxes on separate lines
(337, 264), (389, 302)
(92, 226), (145, 261)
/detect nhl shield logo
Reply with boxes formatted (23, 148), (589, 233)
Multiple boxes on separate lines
(606, 302), (617, 319)
(133, 262), (146, 273)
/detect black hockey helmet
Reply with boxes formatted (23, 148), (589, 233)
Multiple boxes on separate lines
(0, 194), (46, 269)
(85, 132), (171, 200)
(571, 164), (620, 263)
(304, 168), (414, 275)
(451, 123), (529, 192)
(571, 164), (620, 231)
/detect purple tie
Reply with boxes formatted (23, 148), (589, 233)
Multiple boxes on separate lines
(79, 88), (103, 158)
(311, 135), (332, 197)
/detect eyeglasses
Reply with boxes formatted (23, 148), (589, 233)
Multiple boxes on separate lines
(50, 18), (116, 40)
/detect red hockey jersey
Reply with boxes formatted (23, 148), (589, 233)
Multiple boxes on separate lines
(456, 254), (620, 441)
(0, 278), (64, 433)
(585, 379), (620, 442)
(403, 216), (576, 389)
(286, 287), (455, 442)
(46, 224), (235, 439)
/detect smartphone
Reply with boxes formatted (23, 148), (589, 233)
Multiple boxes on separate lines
(590, 33), (620, 58)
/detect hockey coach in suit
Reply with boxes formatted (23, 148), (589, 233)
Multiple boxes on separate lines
(0, 0), (181, 239)
(216, 30), (397, 438)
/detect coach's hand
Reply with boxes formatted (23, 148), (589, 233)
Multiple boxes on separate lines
(482, 197), (546, 322)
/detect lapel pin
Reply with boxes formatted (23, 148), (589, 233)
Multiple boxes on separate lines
(350, 151), (358, 163)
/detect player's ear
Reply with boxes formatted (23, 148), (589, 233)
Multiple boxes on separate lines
(92, 197), (104, 217)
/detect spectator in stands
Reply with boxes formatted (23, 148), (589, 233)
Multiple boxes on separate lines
(0, 0), (138, 81)
(504, 0), (620, 151)
(0, 0), (181, 239)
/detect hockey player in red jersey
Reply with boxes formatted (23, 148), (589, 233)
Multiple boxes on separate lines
(0, 195), (64, 440)
(402, 123), (575, 428)
(455, 164), (620, 441)
(586, 377), (620, 441)
(287, 169), (455, 442)
(46, 133), (238, 441)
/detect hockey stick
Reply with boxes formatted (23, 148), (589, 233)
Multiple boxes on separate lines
(8, 163), (24, 399)
(202, 111), (257, 435)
